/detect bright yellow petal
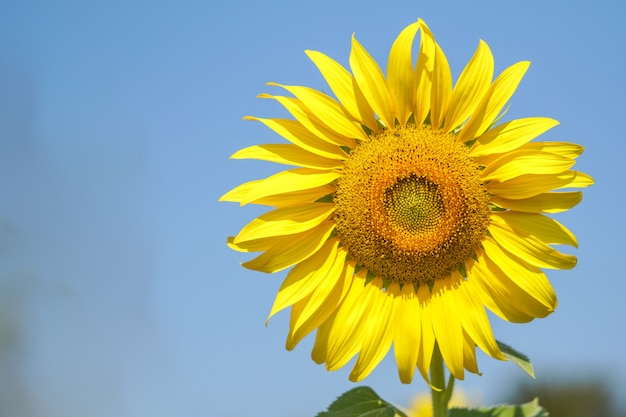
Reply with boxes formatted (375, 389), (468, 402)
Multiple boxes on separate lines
(221, 180), (334, 208)
(242, 221), (335, 273)
(426, 27), (452, 129)
(288, 259), (355, 350)
(267, 238), (340, 321)
(430, 275), (464, 379)
(256, 185), (334, 208)
(443, 40), (494, 133)
(457, 279), (504, 360)
(457, 61), (529, 142)
(468, 253), (555, 322)
(469, 117), (559, 158)
(226, 235), (273, 253)
(311, 316), (330, 364)
(234, 203), (334, 243)
(258, 94), (357, 148)
(240, 168), (340, 205)
(517, 141), (584, 159)
(416, 284), (435, 384)
(305, 50), (377, 129)
(268, 82), (368, 141)
(490, 191), (582, 213)
(287, 249), (351, 348)
(387, 21), (420, 126)
(557, 171), (594, 189)
(486, 171), (578, 200)
(219, 179), (262, 204)
(488, 222), (577, 270)
(243, 116), (348, 160)
(462, 332), (480, 374)
(391, 283), (421, 384)
(481, 150), (575, 182)
(491, 211), (578, 248)
(231, 144), (343, 170)
(413, 19), (435, 126)
(324, 271), (370, 371)
(482, 237), (560, 308)
(350, 279), (394, 381)
(350, 34), (395, 128)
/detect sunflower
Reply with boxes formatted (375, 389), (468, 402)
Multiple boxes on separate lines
(220, 19), (592, 384)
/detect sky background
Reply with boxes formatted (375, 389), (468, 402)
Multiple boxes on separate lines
(0, 1), (624, 416)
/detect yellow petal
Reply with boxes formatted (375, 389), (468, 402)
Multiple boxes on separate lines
(443, 40), (494, 133)
(491, 211), (578, 248)
(430, 275), (464, 379)
(288, 249), (351, 347)
(481, 238), (559, 312)
(305, 50), (377, 130)
(557, 171), (594, 189)
(258, 94), (357, 148)
(462, 332), (480, 374)
(458, 61), (529, 142)
(219, 179), (262, 204)
(468, 253), (555, 322)
(490, 191), (582, 213)
(486, 171), (577, 200)
(288, 259), (355, 349)
(518, 141), (584, 159)
(267, 238), (340, 321)
(469, 117), (559, 158)
(457, 279), (504, 360)
(243, 116), (348, 160)
(311, 314), (331, 364)
(488, 222), (577, 270)
(268, 82), (368, 141)
(468, 256), (533, 323)
(416, 284), (435, 384)
(252, 185), (335, 208)
(427, 30), (452, 129)
(234, 203), (334, 243)
(392, 283), (421, 384)
(350, 279), (394, 381)
(242, 221), (335, 273)
(221, 181), (332, 211)
(226, 235), (273, 253)
(481, 150), (575, 182)
(324, 271), (371, 371)
(413, 19), (435, 125)
(240, 168), (340, 205)
(231, 144), (343, 170)
(350, 34), (395, 128)
(387, 21), (420, 126)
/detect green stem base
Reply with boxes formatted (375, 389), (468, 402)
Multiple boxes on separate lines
(431, 344), (455, 417)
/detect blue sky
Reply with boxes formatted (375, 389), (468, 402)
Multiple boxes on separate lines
(0, 1), (624, 416)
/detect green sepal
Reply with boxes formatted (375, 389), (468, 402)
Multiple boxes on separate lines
(449, 398), (548, 417)
(315, 386), (408, 417)
(497, 340), (535, 378)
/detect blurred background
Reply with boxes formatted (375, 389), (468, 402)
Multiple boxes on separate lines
(1, 1), (624, 416)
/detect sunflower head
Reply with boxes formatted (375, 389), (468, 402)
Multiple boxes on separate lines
(221, 19), (592, 385)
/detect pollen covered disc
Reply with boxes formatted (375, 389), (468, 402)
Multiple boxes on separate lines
(334, 127), (491, 284)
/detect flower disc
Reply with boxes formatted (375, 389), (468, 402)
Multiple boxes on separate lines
(333, 127), (491, 284)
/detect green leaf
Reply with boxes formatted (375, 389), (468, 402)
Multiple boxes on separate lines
(449, 398), (548, 417)
(315, 386), (408, 417)
(497, 340), (535, 378)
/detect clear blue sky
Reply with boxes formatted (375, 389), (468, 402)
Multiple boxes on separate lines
(0, 1), (624, 416)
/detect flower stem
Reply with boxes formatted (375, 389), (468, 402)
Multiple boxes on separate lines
(431, 344), (454, 417)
